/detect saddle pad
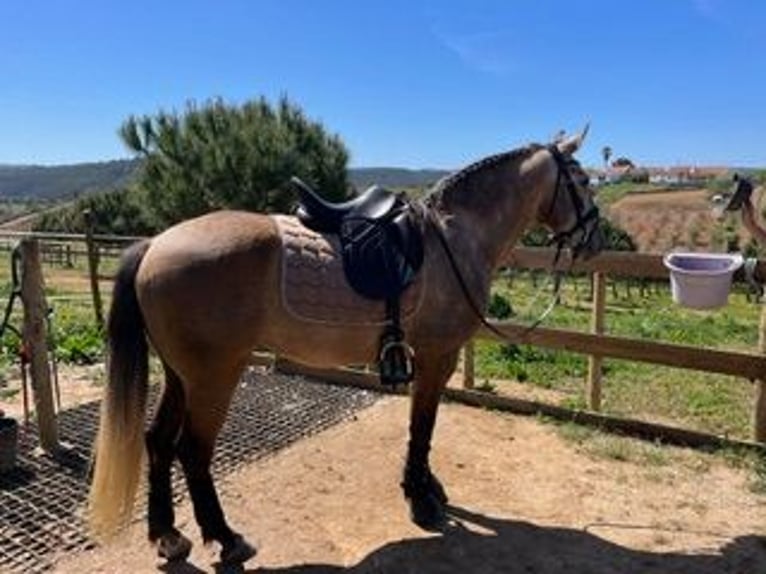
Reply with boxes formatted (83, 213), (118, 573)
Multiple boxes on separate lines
(272, 215), (423, 325)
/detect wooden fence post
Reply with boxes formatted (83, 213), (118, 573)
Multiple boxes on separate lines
(83, 210), (104, 330)
(463, 341), (475, 389)
(755, 305), (766, 442)
(20, 238), (60, 453)
(587, 271), (607, 411)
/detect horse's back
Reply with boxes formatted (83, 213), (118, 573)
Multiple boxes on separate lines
(145, 210), (279, 263)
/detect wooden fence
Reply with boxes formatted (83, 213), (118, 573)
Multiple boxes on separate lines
(463, 247), (766, 444)
(271, 247), (766, 450)
(2, 229), (764, 450)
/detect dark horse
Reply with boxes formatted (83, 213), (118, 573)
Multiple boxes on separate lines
(88, 129), (603, 565)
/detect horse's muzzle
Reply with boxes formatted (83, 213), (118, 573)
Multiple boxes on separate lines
(578, 225), (605, 261)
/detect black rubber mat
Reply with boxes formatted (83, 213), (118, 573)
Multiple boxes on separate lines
(0, 367), (380, 573)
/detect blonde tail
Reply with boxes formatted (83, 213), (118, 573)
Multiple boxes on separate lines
(88, 240), (151, 540)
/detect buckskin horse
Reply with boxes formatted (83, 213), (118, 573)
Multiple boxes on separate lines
(88, 128), (603, 565)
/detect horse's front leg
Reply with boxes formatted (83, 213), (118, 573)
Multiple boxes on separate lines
(401, 350), (459, 529)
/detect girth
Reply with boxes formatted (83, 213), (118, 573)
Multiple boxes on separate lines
(291, 177), (424, 386)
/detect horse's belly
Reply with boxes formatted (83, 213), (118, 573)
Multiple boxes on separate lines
(265, 321), (382, 368)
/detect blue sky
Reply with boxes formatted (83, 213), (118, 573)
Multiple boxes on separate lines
(1, 0), (764, 169)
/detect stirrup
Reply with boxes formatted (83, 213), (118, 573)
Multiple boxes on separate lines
(379, 331), (415, 387)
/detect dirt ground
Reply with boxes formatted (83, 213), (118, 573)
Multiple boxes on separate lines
(46, 395), (765, 574)
(607, 188), (746, 253)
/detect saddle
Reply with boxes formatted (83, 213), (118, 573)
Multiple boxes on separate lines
(291, 176), (425, 385)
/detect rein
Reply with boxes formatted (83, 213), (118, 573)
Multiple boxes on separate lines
(427, 147), (595, 339)
(428, 211), (565, 339)
(426, 210), (521, 341)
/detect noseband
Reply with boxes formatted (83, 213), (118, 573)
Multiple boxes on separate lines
(546, 145), (600, 261)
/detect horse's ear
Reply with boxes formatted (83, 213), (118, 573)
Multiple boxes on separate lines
(556, 122), (590, 155)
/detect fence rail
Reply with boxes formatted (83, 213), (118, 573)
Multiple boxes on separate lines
(461, 247), (766, 443)
(4, 229), (764, 447)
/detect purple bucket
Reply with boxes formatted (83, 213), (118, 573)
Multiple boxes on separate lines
(663, 252), (743, 310)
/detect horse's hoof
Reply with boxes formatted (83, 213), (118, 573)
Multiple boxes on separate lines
(409, 493), (446, 531)
(157, 531), (193, 562)
(220, 534), (257, 565)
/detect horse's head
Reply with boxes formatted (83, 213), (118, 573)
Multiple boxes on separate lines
(536, 126), (604, 260)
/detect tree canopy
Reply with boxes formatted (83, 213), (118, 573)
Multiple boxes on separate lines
(120, 96), (350, 227)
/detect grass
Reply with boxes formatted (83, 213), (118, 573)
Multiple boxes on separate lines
(555, 421), (669, 466)
(553, 419), (766, 494)
(477, 271), (761, 440)
(595, 181), (667, 206)
(0, 387), (20, 400)
(0, 247), (111, 377)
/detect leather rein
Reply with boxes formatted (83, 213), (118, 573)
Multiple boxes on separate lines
(427, 147), (600, 339)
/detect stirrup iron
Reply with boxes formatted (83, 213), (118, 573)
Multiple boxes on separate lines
(379, 326), (415, 387)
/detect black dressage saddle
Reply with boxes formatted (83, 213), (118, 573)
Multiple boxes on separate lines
(291, 176), (423, 300)
(290, 176), (425, 385)
(294, 179), (397, 234)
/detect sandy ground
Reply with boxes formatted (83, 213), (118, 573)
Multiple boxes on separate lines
(606, 186), (766, 254)
(0, 363), (105, 421)
(610, 189), (712, 209)
(50, 396), (765, 574)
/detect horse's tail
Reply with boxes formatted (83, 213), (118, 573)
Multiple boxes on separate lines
(88, 239), (152, 540)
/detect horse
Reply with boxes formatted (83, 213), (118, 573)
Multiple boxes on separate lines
(87, 127), (604, 565)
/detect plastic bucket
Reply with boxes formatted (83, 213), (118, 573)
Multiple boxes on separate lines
(663, 252), (743, 310)
(0, 417), (18, 472)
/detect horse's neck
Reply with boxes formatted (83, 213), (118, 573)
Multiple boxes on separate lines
(442, 207), (527, 283)
(442, 187), (540, 271)
(430, 147), (554, 298)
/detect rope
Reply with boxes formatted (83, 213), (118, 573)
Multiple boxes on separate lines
(0, 243), (61, 419)
(0, 244), (23, 340)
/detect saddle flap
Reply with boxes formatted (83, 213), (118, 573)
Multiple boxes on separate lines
(340, 207), (423, 300)
(273, 215), (424, 326)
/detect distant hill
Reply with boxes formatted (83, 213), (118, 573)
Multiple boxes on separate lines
(348, 167), (450, 191)
(0, 159), (140, 200)
(0, 160), (452, 201)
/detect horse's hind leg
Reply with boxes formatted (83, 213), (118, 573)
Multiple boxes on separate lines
(176, 363), (256, 565)
(145, 366), (192, 561)
(402, 350), (459, 530)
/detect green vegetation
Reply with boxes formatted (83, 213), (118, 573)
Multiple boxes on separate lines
(554, 419), (766, 494)
(49, 304), (104, 364)
(35, 185), (157, 236)
(557, 422), (670, 466)
(596, 181), (660, 205)
(33, 96), (352, 235)
(120, 96), (349, 228)
(477, 272), (760, 440)
(0, 199), (53, 224)
(0, 248), (106, 376)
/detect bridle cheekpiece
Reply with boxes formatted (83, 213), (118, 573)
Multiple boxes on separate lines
(546, 145), (600, 262)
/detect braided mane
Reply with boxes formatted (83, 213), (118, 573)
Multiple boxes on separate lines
(428, 143), (544, 208)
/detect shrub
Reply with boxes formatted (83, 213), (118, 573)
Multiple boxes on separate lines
(488, 293), (514, 319)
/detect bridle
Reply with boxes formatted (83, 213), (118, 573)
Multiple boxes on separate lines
(545, 145), (600, 263)
(428, 145), (601, 338)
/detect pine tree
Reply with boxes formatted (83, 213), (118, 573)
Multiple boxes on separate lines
(119, 96), (350, 227)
